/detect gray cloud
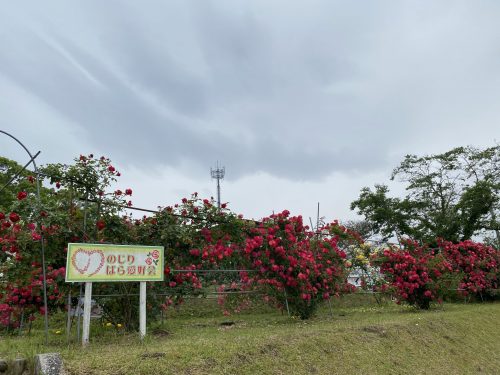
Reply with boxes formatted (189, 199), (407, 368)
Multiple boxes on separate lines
(1, 0), (500, 186)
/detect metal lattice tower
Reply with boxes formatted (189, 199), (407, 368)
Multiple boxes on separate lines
(210, 162), (225, 209)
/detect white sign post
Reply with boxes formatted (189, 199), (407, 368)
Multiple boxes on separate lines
(65, 243), (164, 346)
(139, 282), (147, 339)
(82, 282), (92, 346)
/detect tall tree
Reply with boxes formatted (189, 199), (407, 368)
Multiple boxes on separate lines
(351, 145), (500, 246)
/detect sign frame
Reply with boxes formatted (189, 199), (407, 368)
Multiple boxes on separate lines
(66, 243), (164, 282)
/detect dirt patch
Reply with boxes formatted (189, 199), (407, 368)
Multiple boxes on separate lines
(442, 334), (455, 342)
(151, 328), (171, 337)
(308, 365), (318, 374)
(361, 325), (388, 337)
(202, 357), (217, 369)
(141, 352), (166, 359)
(259, 343), (280, 356)
(233, 353), (251, 365)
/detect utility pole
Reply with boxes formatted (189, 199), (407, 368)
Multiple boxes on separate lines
(210, 162), (225, 209)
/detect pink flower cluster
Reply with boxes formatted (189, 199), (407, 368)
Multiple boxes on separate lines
(439, 240), (499, 297)
(375, 241), (452, 309)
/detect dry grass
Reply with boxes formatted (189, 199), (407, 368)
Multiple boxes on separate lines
(1, 298), (499, 374)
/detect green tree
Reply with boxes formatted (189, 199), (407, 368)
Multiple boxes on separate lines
(0, 156), (37, 211)
(351, 145), (500, 246)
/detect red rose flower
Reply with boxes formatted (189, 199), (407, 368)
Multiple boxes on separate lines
(17, 191), (27, 200)
(9, 212), (20, 223)
(96, 220), (106, 231)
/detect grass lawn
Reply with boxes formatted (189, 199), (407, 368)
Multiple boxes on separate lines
(1, 297), (499, 374)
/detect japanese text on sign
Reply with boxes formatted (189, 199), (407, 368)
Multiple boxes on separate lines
(65, 243), (164, 282)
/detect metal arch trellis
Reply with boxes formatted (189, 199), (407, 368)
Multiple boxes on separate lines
(0, 130), (50, 345)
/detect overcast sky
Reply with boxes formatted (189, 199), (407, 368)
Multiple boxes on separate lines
(1, 1), (499, 224)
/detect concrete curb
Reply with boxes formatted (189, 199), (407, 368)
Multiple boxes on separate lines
(34, 353), (66, 375)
